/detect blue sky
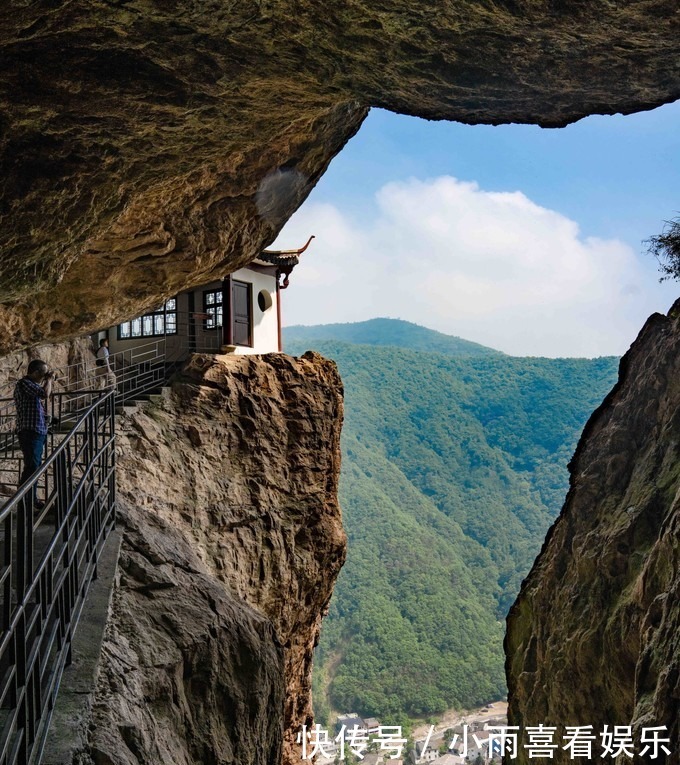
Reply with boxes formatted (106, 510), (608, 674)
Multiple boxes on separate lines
(274, 100), (680, 357)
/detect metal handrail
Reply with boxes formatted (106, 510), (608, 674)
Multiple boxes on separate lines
(0, 334), (187, 765)
(172, 308), (226, 355)
(0, 390), (116, 765)
(0, 322), (227, 412)
(108, 337), (168, 405)
(0, 390), (105, 498)
(0, 336), (169, 425)
(0, 337), (170, 400)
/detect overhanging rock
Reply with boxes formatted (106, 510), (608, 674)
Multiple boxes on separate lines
(1, 0), (679, 349)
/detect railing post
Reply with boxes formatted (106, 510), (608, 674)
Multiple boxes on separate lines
(2, 510), (12, 633)
(55, 447), (68, 530)
(15, 495), (32, 603)
(16, 617), (28, 763)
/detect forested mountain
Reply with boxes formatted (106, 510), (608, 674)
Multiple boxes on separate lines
(285, 318), (501, 357)
(284, 321), (620, 724)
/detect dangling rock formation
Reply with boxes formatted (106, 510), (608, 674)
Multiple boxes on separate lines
(506, 300), (680, 765)
(1, 1), (680, 349)
(82, 351), (345, 765)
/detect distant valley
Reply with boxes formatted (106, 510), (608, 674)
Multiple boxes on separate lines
(284, 318), (620, 726)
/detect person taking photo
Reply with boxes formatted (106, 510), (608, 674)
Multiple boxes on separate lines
(14, 359), (54, 507)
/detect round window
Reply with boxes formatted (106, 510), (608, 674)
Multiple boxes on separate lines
(258, 290), (273, 311)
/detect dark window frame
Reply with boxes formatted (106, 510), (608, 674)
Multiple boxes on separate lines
(202, 289), (223, 330)
(117, 298), (178, 340)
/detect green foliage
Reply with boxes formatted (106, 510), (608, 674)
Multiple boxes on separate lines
(284, 322), (619, 721)
(312, 663), (333, 729)
(646, 216), (680, 281)
(285, 318), (501, 358)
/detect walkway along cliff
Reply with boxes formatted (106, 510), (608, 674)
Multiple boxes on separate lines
(0, 344), (346, 765)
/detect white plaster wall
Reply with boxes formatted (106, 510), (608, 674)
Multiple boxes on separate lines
(231, 267), (279, 355)
(104, 267), (280, 359)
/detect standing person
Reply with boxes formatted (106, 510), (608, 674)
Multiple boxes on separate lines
(14, 359), (54, 506)
(96, 337), (117, 389)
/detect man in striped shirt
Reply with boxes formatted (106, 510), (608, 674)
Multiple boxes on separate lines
(14, 359), (54, 505)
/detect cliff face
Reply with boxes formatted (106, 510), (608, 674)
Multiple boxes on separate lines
(0, 336), (96, 390)
(85, 351), (345, 765)
(1, 1), (680, 349)
(506, 302), (680, 764)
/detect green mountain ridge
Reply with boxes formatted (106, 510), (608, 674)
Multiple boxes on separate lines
(285, 317), (503, 357)
(283, 321), (620, 723)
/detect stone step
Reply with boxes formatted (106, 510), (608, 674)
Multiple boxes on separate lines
(115, 404), (140, 416)
(128, 386), (171, 405)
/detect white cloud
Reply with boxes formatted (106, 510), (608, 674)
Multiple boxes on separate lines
(272, 176), (677, 357)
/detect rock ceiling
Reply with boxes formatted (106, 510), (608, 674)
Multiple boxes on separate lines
(1, 0), (679, 351)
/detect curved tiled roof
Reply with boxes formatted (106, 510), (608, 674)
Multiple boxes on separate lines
(253, 235), (315, 268)
(257, 251), (300, 267)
